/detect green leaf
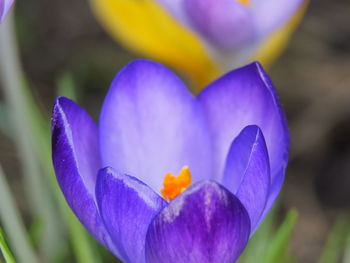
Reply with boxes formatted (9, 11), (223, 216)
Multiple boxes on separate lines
(0, 229), (16, 263)
(28, 219), (43, 249)
(0, 15), (64, 260)
(318, 216), (348, 263)
(264, 209), (298, 263)
(65, 208), (102, 263)
(0, 166), (39, 263)
(1, 15), (104, 263)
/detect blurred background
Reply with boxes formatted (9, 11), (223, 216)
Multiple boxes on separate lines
(1, 0), (350, 262)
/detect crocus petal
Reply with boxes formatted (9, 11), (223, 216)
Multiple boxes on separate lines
(96, 167), (166, 263)
(252, 0), (305, 36)
(51, 97), (117, 254)
(99, 60), (213, 192)
(145, 181), (250, 263)
(222, 125), (270, 232)
(0, 0), (14, 22)
(183, 0), (254, 50)
(198, 62), (289, 208)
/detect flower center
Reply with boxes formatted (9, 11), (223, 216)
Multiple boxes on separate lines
(161, 166), (192, 201)
(237, 0), (250, 6)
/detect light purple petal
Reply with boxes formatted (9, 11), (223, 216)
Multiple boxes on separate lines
(222, 125), (270, 232)
(51, 97), (117, 255)
(99, 59), (213, 193)
(0, 0), (14, 22)
(198, 62), (289, 210)
(252, 0), (304, 36)
(183, 0), (255, 49)
(96, 167), (166, 263)
(145, 181), (250, 263)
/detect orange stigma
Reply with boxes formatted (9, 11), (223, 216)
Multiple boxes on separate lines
(237, 0), (250, 6)
(161, 166), (192, 201)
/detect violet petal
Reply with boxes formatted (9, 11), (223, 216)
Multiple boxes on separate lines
(96, 167), (167, 263)
(51, 97), (118, 256)
(99, 59), (213, 192)
(145, 181), (251, 263)
(222, 125), (270, 232)
(198, 62), (289, 213)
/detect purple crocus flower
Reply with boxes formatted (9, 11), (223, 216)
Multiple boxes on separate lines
(156, 0), (304, 50)
(0, 0), (14, 22)
(52, 60), (289, 263)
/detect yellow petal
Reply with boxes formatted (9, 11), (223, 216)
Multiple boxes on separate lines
(90, 0), (220, 91)
(253, 1), (309, 69)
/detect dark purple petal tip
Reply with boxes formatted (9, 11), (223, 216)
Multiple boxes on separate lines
(145, 181), (251, 263)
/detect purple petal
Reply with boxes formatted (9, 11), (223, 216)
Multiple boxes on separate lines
(99, 59), (213, 193)
(0, 0), (14, 22)
(198, 62), (289, 210)
(222, 125), (270, 232)
(252, 0), (305, 36)
(145, 181), (250, 263)
(183, 0), (254, 49)
(51, 97), (117, 255)
(96, 167), (167, 263)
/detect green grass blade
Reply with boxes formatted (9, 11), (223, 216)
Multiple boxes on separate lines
(0, 166), (39, 263)
(0, 14), (63, 260)
(1, 14), (102, 263)
(318, 217), (347, 263)
(0, 229), (16, 263)
(264, 209), (298, 263)
(66, 209), (102, 263)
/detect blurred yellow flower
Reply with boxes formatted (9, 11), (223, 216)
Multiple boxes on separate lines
(90, 0), (307, 91)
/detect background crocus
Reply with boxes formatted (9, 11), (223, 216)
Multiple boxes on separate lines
(90, 0), (307, 89)
(0, 0), (14, 22)
(52, 59), (289, 263)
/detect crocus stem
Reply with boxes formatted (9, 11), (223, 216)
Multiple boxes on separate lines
(0, 13), (62, 259)
(0, 165), (39, 263)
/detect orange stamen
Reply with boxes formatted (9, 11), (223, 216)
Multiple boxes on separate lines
(237, 0), (250, 6)
(161, 166), (192, 201)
